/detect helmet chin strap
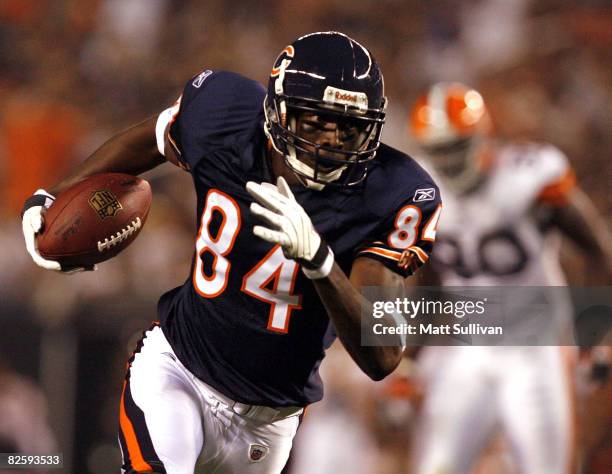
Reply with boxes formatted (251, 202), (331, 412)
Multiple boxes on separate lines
(297, 175), (326, 191)
(284, 145), (346, 190)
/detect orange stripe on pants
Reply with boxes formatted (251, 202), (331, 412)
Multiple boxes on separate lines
(120, 381), (154, 472)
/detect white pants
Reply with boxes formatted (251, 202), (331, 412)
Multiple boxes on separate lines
(412, 346), (576, 474)
(118, 325), (303, 474)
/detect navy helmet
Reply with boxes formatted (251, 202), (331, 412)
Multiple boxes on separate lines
(264, 32), (387, 189)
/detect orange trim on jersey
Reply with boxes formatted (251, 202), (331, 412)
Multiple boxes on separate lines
(538, 169), (576, 206)
(408, 245), (429, 263)
(358, 247), (402, 261)
(119, 382), (153, 472)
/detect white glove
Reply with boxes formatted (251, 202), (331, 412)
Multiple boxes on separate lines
(246, 177), (334, 279)
(21, 189), (95, 273)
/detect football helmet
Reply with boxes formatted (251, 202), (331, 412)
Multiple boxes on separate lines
(264, 32), (387, 189)
(409, 82), (492, 193)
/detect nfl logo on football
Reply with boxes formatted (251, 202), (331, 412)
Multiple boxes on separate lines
(88, 190), (123, 219)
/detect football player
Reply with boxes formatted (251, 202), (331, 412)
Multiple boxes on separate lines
(0, 358), (57, 458)
(407, 82), (612, 474)
(21, 32), (441, 473)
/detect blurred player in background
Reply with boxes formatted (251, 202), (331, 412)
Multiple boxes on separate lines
(0, 358), (57, 472)
(21, 32), (441, 473)
(290, 343), (418, 474)
(407, 82), (612, 474)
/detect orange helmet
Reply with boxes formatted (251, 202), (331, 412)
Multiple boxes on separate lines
(409, 82), (492, 192)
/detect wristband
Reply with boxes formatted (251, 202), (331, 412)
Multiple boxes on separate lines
(301, 245), (334, 280)
(21, 189), (55, 217)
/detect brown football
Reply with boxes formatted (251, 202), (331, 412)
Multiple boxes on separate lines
(36, 173), (152, 267)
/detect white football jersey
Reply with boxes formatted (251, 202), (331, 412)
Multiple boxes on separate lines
(432, 142), (573, 287)
(412, 143), (579, 474)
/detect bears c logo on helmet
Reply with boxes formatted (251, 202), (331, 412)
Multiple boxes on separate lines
(270, 45), (294, 77)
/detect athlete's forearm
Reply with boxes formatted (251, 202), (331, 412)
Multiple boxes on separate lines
(550, 188), (612, 283)
(312, 263), (403, 381)
(48, 117), (165, 196)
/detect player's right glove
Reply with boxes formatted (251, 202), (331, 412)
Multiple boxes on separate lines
(21, 189), (95, 273)
(246, 177), (334, 279)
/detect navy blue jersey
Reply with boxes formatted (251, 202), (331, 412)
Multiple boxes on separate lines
(158, 70), (441, 407)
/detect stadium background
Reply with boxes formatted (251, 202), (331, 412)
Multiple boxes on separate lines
(0, 0), (610, 472)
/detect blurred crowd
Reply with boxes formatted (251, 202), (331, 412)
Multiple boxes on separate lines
(0, 0), (610, 472)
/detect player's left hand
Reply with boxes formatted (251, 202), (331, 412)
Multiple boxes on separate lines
(246, 176), (333, 279)
(22, 189), (96, 274)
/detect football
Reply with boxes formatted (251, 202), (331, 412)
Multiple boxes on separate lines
(36, 173), (152, 267)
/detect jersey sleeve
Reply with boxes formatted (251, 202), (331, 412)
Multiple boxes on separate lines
(355, 186), (443, 277)
(500, 143), (576, 206)
(534, 146), (576, 205)
(156, 69), (266, 171)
